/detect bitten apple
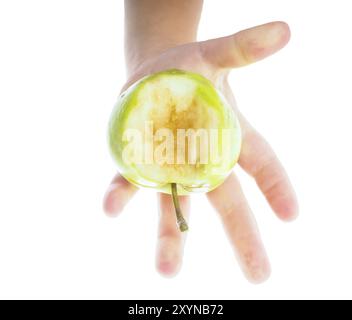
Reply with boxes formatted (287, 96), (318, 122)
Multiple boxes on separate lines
(108, 69), (241, 231)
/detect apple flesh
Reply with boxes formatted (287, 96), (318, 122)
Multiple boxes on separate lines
(108, 69), (241, 231)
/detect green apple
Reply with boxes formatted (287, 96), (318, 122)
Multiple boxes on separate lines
(109, 69), (241, 231)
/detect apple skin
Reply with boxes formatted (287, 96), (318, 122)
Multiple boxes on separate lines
(108, 69), (241, 195)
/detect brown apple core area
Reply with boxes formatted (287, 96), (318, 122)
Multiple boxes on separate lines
(148, 85), (214, 175)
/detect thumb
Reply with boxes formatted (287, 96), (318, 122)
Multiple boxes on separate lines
(199, 21), (291, 69)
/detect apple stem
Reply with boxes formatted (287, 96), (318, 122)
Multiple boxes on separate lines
(171, 183), (189, 232)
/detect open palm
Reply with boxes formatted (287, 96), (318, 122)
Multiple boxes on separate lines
(104, 22), (298, 283)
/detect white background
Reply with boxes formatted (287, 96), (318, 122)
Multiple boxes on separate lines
(0, 0), (351, 299)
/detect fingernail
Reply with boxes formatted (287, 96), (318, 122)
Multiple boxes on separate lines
(156, 241), (181, 277)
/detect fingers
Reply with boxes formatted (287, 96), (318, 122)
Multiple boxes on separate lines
(103, 174), (138, 217)
(207, 173), (271, 284)
(156, 193), (190, 277)
(200, 21), (290, 69)
(239, 118), (299, 221)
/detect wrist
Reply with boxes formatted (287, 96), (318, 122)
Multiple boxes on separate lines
(124, 0), (203, 76)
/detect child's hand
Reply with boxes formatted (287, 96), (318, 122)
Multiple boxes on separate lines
(104, 22), (298, 283)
